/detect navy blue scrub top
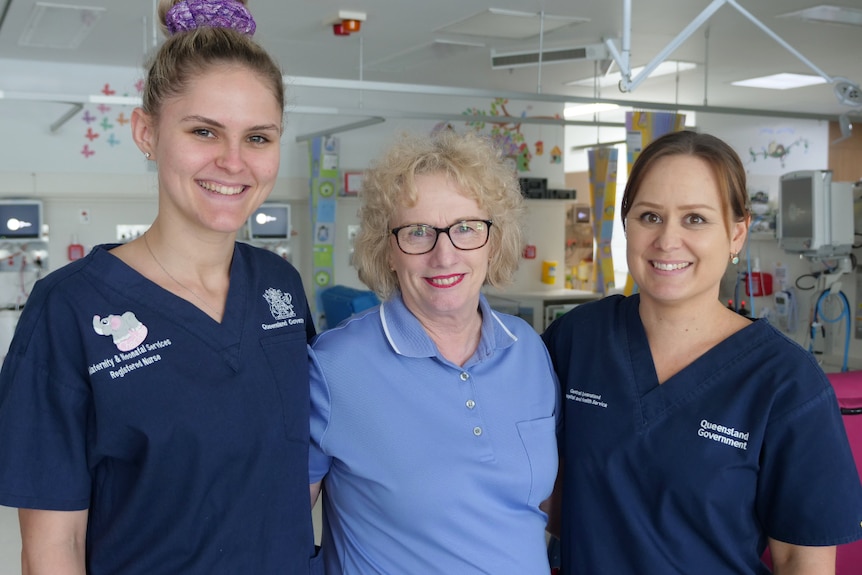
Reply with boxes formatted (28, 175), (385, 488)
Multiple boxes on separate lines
(0, 243), (321, 574)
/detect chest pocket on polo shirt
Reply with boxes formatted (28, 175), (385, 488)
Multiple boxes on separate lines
(260, 330), (310, 442)
(517, 416), (558, 507)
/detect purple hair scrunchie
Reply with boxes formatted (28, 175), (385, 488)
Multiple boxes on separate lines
(165, 0), (257, 37)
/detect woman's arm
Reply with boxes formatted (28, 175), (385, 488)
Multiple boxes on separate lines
(768, 538), (836, 575)
(19, 508), (88, 575)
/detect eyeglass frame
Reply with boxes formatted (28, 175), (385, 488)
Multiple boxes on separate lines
(390, 219), (494, 255)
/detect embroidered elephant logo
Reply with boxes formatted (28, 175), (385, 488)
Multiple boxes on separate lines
(93, 312), (148, 352)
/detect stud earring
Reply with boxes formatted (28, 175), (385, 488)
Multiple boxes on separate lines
(144, 152), (151, 159)
(730, 253), (740, 265)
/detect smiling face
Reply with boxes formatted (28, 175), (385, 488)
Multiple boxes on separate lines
(625, 154), (747, 308)
(390, 172), (491, 326)
(132, 64), (282, 237)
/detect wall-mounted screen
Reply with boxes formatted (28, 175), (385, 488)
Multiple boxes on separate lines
(777, 173), (815, 252)
(0, 200), (42, 241)
(777, 170), (853, 257)
(247, 203), (291, 240)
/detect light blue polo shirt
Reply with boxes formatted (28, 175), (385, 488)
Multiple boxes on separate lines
(309, 292), (558, 575)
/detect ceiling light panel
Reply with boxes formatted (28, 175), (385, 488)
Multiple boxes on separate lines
(18, 3), (106, 50)
(780, 5), (862, 27)
(364, 40), (486, 73)
(564, 103), (621, 118)
(731, 73), (828, 90)
(437, 8), (587, 40)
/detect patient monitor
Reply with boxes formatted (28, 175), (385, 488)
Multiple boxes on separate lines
(777, 170), (854, 258)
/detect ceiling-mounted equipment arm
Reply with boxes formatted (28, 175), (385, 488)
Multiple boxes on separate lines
(604, 0), (855, 100)
(605, 0), (725, 93)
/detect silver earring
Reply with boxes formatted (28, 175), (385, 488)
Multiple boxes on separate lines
(145, 152), (151, 159)
(730, 253), (740, 265)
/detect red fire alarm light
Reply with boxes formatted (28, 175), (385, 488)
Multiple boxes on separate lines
(327, 10), (366, 36)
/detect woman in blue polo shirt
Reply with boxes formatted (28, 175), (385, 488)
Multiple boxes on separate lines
(309, 129), (559, 574)
(0, 1), (320, 573)
(543, 130), (862, 574)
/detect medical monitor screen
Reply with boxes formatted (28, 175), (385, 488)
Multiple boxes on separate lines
(0, 200), (42, 240)
(779, 176), (814, 241)
(248, 204), (291, 240)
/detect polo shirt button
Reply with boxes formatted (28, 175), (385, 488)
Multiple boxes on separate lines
(460, 372), (469, 381)
(466, 399), (476, 409)
(473, 426), (482, 436)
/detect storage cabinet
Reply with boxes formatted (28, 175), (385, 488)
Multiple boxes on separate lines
(485, 288), (600, 332)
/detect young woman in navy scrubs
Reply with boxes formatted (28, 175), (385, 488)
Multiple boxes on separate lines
(0, 1), (320, 573)
(543, 130), (862, 574)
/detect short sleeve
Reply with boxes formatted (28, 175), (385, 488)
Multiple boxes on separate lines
(308, 345), (333, 483)
(0, 303), (92, 510)
(758, 384), (862, 545)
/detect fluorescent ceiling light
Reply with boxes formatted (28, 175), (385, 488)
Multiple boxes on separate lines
(19, 3), (106, 49)
(366, 39), (485, 72)
(564, 103), (620, 118)
(731, 73), (827, 90)
(436, 8), (587, 40)
(565, 60), (696, 88)
(780, 5), (862, 27)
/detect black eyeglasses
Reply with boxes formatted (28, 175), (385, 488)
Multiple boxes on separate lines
(390, 220), (493, 255)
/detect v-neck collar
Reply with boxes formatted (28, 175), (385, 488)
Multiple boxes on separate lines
(91, 244), (248, 370)
(624, 294), (763, 426)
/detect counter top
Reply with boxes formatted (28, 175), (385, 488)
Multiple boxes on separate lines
(483, 287), (602, 301)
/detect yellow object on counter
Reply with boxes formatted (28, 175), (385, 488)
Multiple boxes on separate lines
(541, 260), (557, 284)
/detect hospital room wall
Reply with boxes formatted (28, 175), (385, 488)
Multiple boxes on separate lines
(0, 59), (574, 307)
(700, 113), (862, 370)
(559, 113), (862, 367)
(2, 54), (861, 362)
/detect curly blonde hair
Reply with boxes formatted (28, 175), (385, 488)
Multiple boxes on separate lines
(354, 130), (525, 299)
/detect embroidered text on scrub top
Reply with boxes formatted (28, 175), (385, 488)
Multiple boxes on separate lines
(697, 418), (750, 450)
(566, 388), (609, 409)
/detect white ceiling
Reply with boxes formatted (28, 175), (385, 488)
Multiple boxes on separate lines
(1, 0), (861, 121)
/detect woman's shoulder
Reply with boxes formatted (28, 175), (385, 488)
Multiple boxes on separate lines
(748, 319), (822, 370)
(544, 293), (628, 335)
(236, 242), (296, 268)
(484, 305), (534, 334)
(27, 244), (117, 303)
(740, 320), (837, 414)
(311, 304), (382, 350)
(236, 242), (305, 286)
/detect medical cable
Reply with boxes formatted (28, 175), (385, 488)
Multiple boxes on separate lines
(813, 288), (851, 372)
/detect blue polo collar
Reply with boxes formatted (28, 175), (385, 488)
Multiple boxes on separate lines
(379, 291), (518, 366)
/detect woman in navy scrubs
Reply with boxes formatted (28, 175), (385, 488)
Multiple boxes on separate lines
(543, 130), (862, 574)
(0, 1), (320, 573)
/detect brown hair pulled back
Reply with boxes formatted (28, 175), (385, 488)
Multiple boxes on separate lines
(620, 130), (750, 236)
(142, 0), (284, 125)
